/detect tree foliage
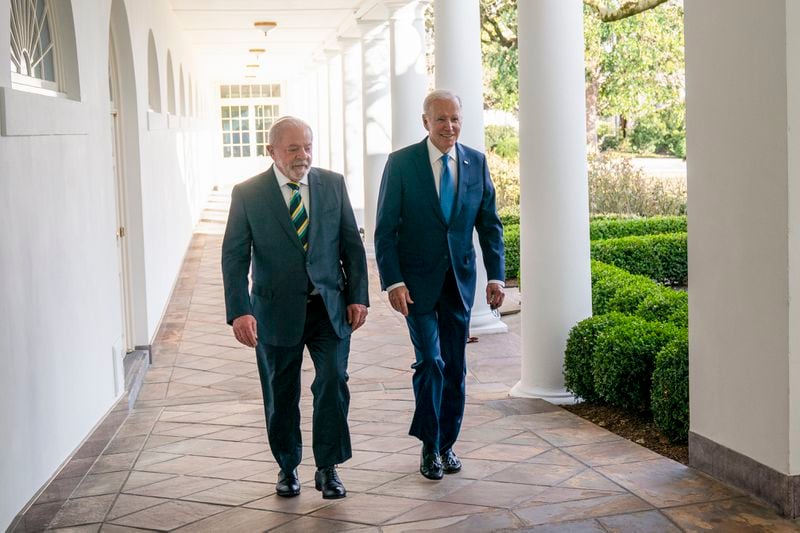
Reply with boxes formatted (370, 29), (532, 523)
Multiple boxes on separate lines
(479, 0), (685, 156)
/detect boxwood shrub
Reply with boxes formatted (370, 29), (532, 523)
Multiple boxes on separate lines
(593, 317), (680, 411)
(635, 289), (688, 328)
(651, 331), (689, 442)
(503, 223), (520, 280)
(563, 312), (629, 402)
(591, 232), (687, 286)
(590, 215), (686, 241)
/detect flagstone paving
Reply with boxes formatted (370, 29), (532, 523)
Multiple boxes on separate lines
(16, 190), (800, 532)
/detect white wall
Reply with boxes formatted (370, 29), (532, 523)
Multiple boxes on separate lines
(0, 1), (216, 528)
(686, 0), (797, 474)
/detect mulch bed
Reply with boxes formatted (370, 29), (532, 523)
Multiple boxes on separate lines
(561, 402), (688, 465)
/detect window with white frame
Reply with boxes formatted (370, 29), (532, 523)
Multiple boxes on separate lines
(219, 83), (281, 158)
(9, 0), (58, 92)
(221, 105), (250, 158)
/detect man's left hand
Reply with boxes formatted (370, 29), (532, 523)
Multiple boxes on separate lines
(487, 283), (505, 310)
(347, 304), (368, 332)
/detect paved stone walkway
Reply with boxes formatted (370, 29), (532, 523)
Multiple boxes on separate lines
(19, 190), (800, 531)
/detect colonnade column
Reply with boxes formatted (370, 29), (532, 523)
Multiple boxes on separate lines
(326, 50), (345, 175)
(684, 0), (800, 517)
(339, 37), (365, 228)
(359, 20), (392, 254)
(433, 0), (506, 335)
(510, 0), (591, 402)
(387, 0), (429, 149)
(315, 59), (331, 169)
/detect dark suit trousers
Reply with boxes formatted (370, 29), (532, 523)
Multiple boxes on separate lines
(254, 296), (352, 473)
(405, 269), (470, 452)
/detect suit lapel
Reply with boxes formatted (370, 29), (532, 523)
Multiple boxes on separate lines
(307, 168), (325, 252)
(261, 167), (306, 253)
(414, 138), (448, 226)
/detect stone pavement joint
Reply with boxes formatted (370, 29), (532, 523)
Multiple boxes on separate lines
(15, 190), (799, 532)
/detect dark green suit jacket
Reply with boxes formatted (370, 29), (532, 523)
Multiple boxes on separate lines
(222, 166), (368, 346)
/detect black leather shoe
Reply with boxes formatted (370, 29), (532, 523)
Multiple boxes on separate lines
(276, 469), (300, 497)
(315, 466), (346, 499)
(441, 448), (462, 474)
(420, 446), (444, 480)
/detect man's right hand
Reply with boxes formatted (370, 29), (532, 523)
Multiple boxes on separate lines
(232, 314), (258, 347)
(388, 286), (414, 317)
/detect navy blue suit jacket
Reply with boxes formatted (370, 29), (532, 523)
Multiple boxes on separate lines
(374, 138), (505, 314)
(222, 166), (369, 346)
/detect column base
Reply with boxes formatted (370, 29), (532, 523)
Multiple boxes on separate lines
(509, 380), (577, 405)
(690, 431), (800, 518)
(469, 309), (508, 335)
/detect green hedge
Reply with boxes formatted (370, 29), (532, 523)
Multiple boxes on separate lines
(593, 318), (680, 411)
(499, 205), (520, 226)
(503, 224), (520, 279)
(651, 331), (689, 442)
(564, 312), (629, 403)
(591, 260), (687, 326)
(590, 215), (686, 241)
(591, 232), (687, 286)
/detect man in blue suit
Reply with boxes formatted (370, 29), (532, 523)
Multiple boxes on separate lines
(222, 117), (368, 499)
(375, 90), (505, 480)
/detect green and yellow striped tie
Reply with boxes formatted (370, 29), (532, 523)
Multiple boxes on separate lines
(287, 182), (309, 250)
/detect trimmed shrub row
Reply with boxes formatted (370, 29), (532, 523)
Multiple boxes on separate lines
(590, 215), (686, 241)
(591, 260), (687, 327)
(502, 217), (687, 286)
(590, 232), (687, 286)
(503, 224), (520, 280)
(564, 312), (687, 439)
(566, 259), (689, 441)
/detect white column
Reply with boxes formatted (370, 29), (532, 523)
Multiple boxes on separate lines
(684, 0), (800, 515)
(360, 20), (392, 255)
(388, 0), (429, 149)
(339, 37), (365, 228)
(434, 0), (507, 335)
(510, 0), (591, 403)
(315, 59), (331, 169)
(327, 50), (345, 175)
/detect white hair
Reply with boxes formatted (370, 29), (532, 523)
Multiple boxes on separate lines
(268, 116), (313, 145)
(423, 89), (462, 116)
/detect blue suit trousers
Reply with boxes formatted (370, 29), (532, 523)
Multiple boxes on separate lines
(405, 269), (470, 452)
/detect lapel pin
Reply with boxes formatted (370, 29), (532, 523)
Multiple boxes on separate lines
(464, 160), (470, 166)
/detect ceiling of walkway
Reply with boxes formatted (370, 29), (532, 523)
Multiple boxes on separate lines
(169, 0), (386, 81)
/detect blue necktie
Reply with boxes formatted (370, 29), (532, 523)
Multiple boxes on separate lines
(439, 154), (454, 223)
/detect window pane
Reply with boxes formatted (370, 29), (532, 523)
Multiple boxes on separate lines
(256, 132), (263, 144)
(221, 107), (230, 118)
(222, 120), (230, 131)
(257, 145), (265, 156)
(251, 84), (261, 97)
(233, 146), (241, 157)
(240, 106), (249, 118)
(221, 85), (230, 98)
(261, 84), (270, 97)
(224, 146), (232, 157)
(231, 85), (240, 98)
(232, 133), (240, 144)
(242, 85), (250, 98)
(223, 133), (231, 144)
(272, 84), (281, 97)
(243, 132), (250, 144)
(243, 146), (251, 157)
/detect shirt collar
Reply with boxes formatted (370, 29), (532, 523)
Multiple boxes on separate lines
(427, 137), (456, 167)
(273, 164), (309, 188)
